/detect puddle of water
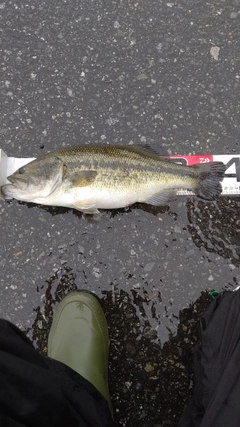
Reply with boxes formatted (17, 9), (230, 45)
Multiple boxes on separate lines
(1, 195), (240, 425)
(187, 197), (240, 271)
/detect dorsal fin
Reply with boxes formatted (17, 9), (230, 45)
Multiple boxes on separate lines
(129, 144), (168, 159)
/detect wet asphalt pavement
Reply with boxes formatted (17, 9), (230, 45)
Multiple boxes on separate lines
(1, 1), (240, 426)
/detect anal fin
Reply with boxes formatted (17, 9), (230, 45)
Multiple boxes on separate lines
(144, 190), (176, 206)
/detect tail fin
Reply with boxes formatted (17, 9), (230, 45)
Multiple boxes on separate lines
(193, 161), (226, 200)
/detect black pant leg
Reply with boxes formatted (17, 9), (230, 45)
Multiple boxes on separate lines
(0, 320), (113, 427)
(179, 290), (240, 427)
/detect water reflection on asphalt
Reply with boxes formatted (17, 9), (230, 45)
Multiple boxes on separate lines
(10, 196), (238, 426)
(187, 198), (240, 270)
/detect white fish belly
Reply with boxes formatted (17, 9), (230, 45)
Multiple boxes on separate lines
(93, 189), (139, 209)
(74, 187), (139, 209)
(31, 179), (188, 210)
(34, 186), (139, 210)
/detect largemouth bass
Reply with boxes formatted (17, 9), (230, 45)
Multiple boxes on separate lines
(1, 145), (226, 214)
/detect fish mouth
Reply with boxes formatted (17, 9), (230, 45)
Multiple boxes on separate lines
(7, 176), (16, 184)
(1, 183), (15, 198)
(7, 176), (29, 190)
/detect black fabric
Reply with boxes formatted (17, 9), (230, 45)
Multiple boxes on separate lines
(179, 290), (240, 427)
(0, 320), (113, 427)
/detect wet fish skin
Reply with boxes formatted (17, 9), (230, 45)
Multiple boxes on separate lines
(1, 144), (226, 214)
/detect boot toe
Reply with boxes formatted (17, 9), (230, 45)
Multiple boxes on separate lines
(48, 292), (111, 410)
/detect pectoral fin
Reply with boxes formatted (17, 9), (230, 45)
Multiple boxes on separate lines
(73, 200), (100, 214)
(144, 190), (176, 206)
(69, 170), (97, 187)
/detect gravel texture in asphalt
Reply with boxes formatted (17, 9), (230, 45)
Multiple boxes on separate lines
(1, 0), (240, 425)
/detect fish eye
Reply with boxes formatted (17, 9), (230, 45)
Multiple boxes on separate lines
(18, 167), (25, 174)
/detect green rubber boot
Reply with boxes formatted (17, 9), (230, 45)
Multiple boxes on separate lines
(48, 291), (112, 412)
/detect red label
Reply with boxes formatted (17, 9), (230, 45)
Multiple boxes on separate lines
(167, 155), (213, 166)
